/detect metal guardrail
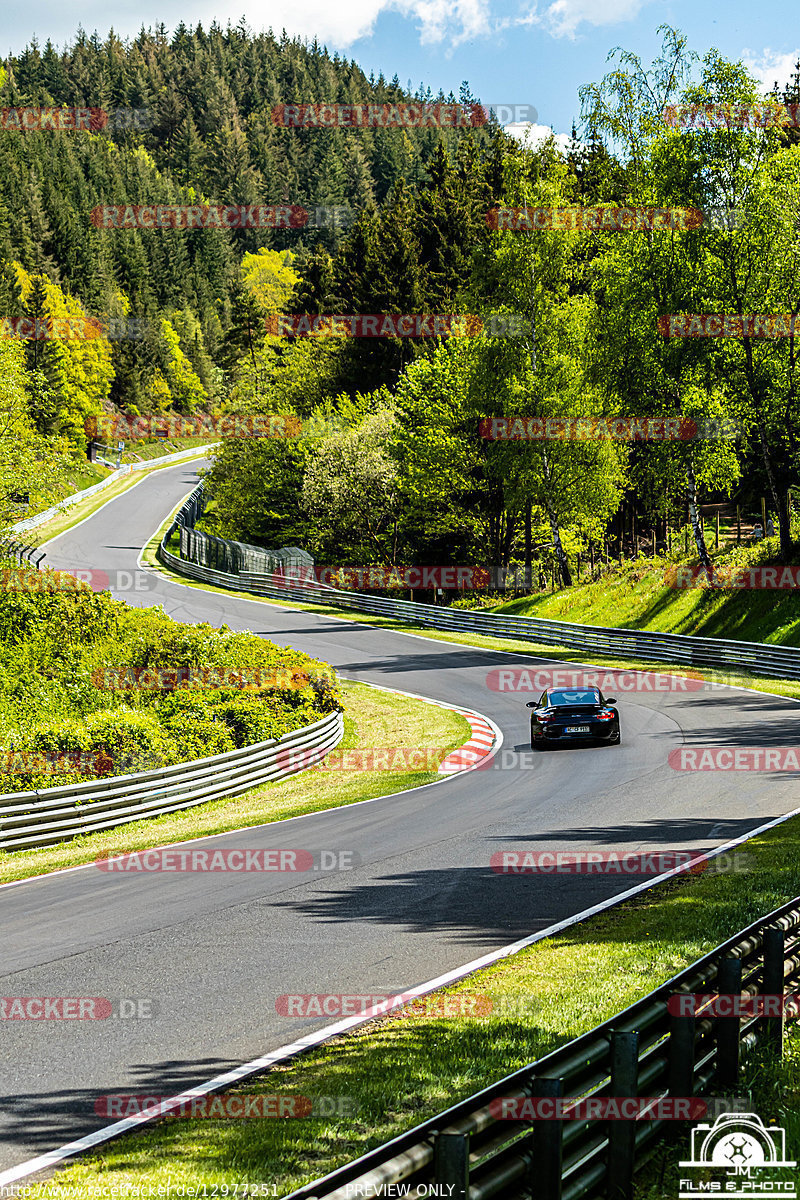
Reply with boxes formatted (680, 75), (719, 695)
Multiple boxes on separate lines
(0, 539), (46, 568)
(284, 895), (800, 1200)
(162, 484), (800, 683)
(10, 443), (217, 536)
(0, 709), (343, 852)
(173, 486), (313, 576)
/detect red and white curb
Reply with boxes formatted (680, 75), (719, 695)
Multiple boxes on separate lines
(438, 712), (497, 774)
(335, 678), (502, 779)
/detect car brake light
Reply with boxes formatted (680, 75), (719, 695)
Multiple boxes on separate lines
(596, 710), (616, 720)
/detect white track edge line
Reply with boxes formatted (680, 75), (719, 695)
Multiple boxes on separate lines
(41, 455), (211, 549)
(3, 799), (799, 1185)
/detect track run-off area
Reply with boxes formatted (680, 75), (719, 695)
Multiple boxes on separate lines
(2, 457), (799, 1174)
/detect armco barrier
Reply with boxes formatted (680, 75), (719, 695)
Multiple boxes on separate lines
(0, 538), (46, 569)
(172, 484), (314, 576)
(161, 483), (800, 683)
(0, 709), (343, 852)
(285, 895), (800, 1200)
(11, 444), (217, 536)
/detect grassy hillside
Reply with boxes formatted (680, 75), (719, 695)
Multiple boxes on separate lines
(483, 537), (800, 646)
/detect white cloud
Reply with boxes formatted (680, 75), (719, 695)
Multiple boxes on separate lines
(255, 0), (391, 46)
(258, 0), (643, 51)
(408, 0), (492, 46)
(505, 122), (580, 154)
(255, 0), (491, 49)
(741, 48), (800, 93)
(512, 0), (646, 40)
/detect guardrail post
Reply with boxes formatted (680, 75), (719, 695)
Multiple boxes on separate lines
(716, 957), (742, 1087)
(607, 1030), (639, 1200)
(668, 995), (696, 1100)
(530, 1076), (563, 1200)
(433, 1130), (469, 1198)
(763, 928), (786, 1056)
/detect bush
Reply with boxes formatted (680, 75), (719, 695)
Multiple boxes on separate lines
(210, 696), (315, 746)
(81, 709), (179, 776)
(163, 717), (236, 762)
(0, 570), (342, 794)
(449, 592), (505, 610)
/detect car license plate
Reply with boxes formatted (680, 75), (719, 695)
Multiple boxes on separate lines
(565, 725), (590, 733)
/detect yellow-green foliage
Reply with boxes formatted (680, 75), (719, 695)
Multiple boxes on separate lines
(0, 569), (341, 791)
(14, 263), (112, 440)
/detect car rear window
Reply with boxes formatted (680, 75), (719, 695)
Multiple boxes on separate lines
(548, 689), (600, 706)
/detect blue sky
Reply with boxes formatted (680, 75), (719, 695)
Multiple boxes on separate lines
(4, 0), (799, 139)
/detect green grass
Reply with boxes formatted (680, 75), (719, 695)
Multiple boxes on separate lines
(11, 458), (114, 531)
(119, 436), (216, 464)
(34, 446), (210, 546)
(0, 680), (470, 885)
(58, 459), (114, 494)
(31, 794), (800, 1197)
(488, 540), (800, 647)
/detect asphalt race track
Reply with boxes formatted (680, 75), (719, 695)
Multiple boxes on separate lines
(2, 458), (799, 1169)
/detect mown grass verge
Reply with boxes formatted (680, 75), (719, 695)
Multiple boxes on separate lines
(29, 798), (800, 1196)
(0, 680), (469, 886)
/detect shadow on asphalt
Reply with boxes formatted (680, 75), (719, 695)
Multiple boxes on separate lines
(3, 1056), (240, 1153)
(271, 863), (698, 944)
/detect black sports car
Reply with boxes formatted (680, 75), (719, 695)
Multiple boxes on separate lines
(527, 687), (620, 748)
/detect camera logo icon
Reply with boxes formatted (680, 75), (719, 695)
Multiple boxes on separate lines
(679, 1112), (796, 1198)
